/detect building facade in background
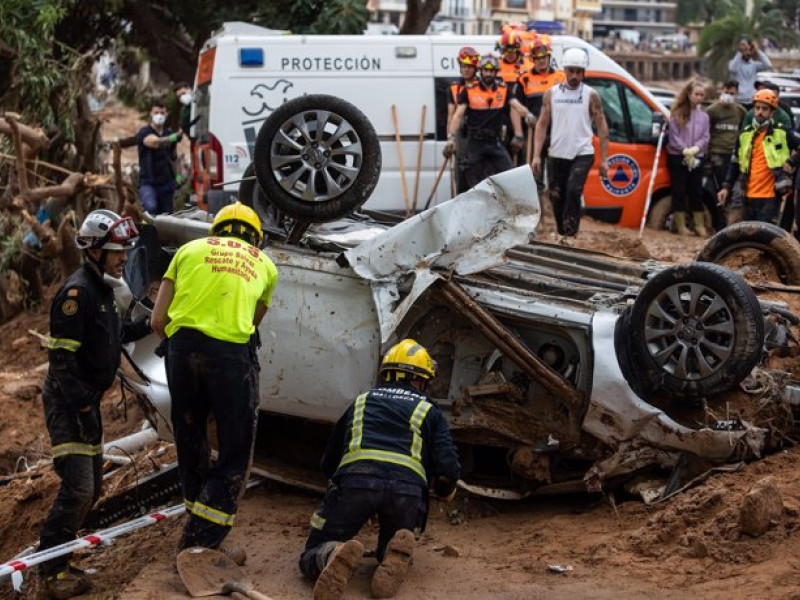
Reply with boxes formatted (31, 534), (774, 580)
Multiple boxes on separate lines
(366, 0), (677, 41)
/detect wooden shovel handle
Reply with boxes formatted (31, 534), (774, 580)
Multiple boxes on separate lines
(226, 581), (275, 600)
(244, 590), (275, 600)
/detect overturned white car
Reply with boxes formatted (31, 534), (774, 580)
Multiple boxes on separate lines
(115, 96), (800, 501)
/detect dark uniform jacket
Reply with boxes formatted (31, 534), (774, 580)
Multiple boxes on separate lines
(136, 124), (177, 186)
(322, 383), (461, 495)
(457, 79), (511, 140)
(46, 264), (150, 410)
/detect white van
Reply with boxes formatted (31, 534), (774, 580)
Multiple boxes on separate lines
(191, 22), (669, 228)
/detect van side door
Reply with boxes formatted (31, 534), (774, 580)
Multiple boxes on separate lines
(582, 75), (669, 228)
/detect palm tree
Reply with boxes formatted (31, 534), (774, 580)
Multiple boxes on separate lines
(697, 0), (799, 81)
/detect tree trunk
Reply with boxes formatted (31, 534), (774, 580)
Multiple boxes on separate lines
(400, 0), (443, 34)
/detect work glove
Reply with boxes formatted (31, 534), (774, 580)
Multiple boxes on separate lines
(443, 139), (456, 159)
(432, 475), (457, 502)
(524, 113), (537, 127)
(167, 132), (183, 144)
(682, 146), (700, 171)
(175, 173), (185, 186)
(510, 135), (525, 153)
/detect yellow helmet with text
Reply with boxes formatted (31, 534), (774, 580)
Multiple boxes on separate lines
(380, 339), (437, 381)
(210, 201), (263, 244)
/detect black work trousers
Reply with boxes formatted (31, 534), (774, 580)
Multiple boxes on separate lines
(166, 328), (259, 549)
(39, 378), (104, 576)
(667, 153), (704, 212)
(547, 154), (594, 236)
(299, 474), (425, 580)
(465, 137), (514, 189)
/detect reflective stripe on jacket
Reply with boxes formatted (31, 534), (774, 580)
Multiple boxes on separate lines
(466, 82), (508, 111)
(738, 125), (790, 173)
(338, 392), (433, 482)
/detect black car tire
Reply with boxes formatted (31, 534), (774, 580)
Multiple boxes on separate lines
(253, 94), (381, 223)
(238, 163), (284, 235)
(696, 221), (800, 285)
(626, 263), (764, 399)
(614, 307), (659, 400)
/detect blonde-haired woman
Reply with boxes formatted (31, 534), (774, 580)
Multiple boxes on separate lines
(666, 80), (710, 235)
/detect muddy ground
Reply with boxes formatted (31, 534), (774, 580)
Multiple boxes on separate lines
(2, 104), (800, 599)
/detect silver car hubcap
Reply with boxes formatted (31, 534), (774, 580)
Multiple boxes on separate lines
(644, 282), (735, 380)
(270, 109), (363, 203)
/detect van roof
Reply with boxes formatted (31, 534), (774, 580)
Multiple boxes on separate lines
(200, 25), (666, 113)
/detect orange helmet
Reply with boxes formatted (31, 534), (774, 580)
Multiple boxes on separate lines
(528, 35), (552, 58)
(499, 29), (523, 51)
(753, 89), (778, 109)
(457, 46), (480, 67)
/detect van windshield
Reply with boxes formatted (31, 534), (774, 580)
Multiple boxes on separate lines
(193, 83), (211, 143)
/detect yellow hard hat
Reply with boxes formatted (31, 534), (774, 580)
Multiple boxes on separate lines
(380, 339), (437, 380)
(210, 202), (263, 244)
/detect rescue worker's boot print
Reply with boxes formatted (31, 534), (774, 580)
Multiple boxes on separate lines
(42, 569), (90, 600)
(371, 529), (415, 599)
(673, 212), (689, 236)
(314, 539), (364, 600)
(692, 211), (708, 237)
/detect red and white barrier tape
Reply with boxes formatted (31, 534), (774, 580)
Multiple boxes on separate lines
(0, 504), (185, 579)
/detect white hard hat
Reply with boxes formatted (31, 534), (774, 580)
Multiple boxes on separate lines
(76, 209), (139, 251)
(562, 47), (589, 69)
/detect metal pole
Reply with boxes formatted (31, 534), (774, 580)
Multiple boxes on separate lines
(0, 505), (186, 580)
(638, 126), (666, 239)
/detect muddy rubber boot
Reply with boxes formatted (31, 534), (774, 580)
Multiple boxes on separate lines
(692, 211), (708, 237)
(43, 570), (90, 600)
(371, 529), (415, 599)
(314, 539), (364, 600)
(219, 540), (247, 566)
(673, 212), (689, 236)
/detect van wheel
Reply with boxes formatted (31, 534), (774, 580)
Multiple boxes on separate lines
(646, 195), (671, 230)
(625, 263), (763, 399)
(696, 221), (800, 285)
(253, 94), (381, 223)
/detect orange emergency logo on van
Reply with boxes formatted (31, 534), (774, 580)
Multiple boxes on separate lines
(601, 154), (641, 197)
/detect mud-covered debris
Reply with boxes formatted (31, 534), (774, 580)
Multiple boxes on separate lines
(547, 564), (573, 574)
(1, 380), (41, 401)
(739, 476), (783, 537)
(10, 337), (28, 351)
(433, 544), (461, 557)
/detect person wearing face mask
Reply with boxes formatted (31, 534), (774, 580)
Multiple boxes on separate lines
(666, 80), (710, 236)
(174, 81), (194, 139)
(718, 89), (800, 225)
(136, 100), (182, 215)
(706, 80), (746, 228)
(445, 54), (523, 189)
(742, 82), (794, 131)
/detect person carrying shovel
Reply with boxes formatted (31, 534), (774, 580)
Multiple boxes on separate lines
(299, 339), (460, 600)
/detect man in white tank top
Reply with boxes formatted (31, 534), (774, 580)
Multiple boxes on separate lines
(531, 47), (609, 245)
